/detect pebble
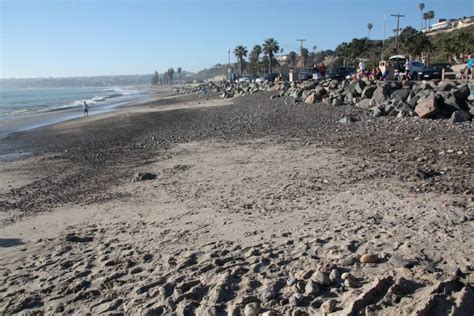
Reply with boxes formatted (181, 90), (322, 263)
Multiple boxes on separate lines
(304, 280), (320, 295)
(360, 253), (378, 263)
(261, 311), (276, 316)
(299, 269), (314, 280)
(263, 287), (277, 301)
(320, 299), (337, 313)
(344, 278), (357, 288)
(244, 302), (260, 316)
(388, 255), (411, 268)
(287, 277), (297, 286)
(341, 272), (352, 280)
(312, 271), (330, 286)
(329, 269), (340, 282)
(289, 293), (304, 306)
(295, 280), (306, 292)
(340, 256), (357, 266)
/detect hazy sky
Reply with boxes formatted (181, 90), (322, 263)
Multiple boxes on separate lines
(1, 0), (472, 78)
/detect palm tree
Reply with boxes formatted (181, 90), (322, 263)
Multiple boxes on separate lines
(250, 45), (262, 63)
(177, 67), (182, 82)
(423, 12), (429, 30)
(427, 10), (435, 29)
(419, 3), (425, 31)
(262, 38), (280, 73)
(233, 45), (248, 76)
(167, 67), (174, 84)
(367, 23), (373, 39)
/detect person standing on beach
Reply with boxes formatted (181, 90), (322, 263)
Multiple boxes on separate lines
(83, 101), (89, 117)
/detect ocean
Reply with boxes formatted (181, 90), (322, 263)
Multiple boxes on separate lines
(0, 86), (151, 139)
(0, 86), (144, 119)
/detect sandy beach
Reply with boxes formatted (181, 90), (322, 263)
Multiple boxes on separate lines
(0, 91), (473, 314)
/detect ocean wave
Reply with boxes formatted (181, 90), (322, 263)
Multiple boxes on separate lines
(1, 87), (142, 118)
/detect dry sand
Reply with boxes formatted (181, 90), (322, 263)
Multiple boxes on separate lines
(0, 92), (473, 315)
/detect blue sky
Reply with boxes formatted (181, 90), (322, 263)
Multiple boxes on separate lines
(1, 0), (472, 78)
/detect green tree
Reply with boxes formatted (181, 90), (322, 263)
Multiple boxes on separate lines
(444, 31), (474, 62)
(177, 67), (182, 81)
(299, 47), (309, 68)
(151, 71), (159, 85)
(288, 51), (297, 68)
(233, 45), (248, 75)
(402, 31), (432, 58)
(167, 68), (174, 84)
(262, 38), (280, 73)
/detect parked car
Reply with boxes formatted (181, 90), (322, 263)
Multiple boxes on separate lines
(255, 73), (279, 83)
(430, 63), (453, 72)
(326, 67), (356, 80)
(407, 61), (425, 79)
(238, 75), (256, 83)
(298, 69), (314, 81)
(413, 63), (452, 80)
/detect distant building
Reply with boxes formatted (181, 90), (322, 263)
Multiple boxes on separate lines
(423, 16), (474, 34)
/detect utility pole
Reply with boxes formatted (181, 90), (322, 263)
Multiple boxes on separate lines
(391, 13), (405, 54)
(296, 39), (306, 51)
(382, 14), (386, 61)
(227, 48), (231, 81)
(296, 39), (306, 68)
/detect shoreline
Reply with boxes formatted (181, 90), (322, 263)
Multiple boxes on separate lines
(0, 91), (472, 314)
(0, 86), (184, 140)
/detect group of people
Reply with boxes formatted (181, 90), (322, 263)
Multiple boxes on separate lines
(312, 63), (327, 79)
(356, 59), (411, 81)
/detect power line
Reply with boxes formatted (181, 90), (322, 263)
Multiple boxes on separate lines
(296, 39), (306, 51)
(391, 13), (405, 54)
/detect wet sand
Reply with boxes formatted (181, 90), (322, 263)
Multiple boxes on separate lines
(0, 91), (473, 314)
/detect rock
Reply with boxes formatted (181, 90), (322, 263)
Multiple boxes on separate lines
(356, 98), (372, 110)
(332, 98), (344, 106)
(329, 269), (340, 282)
(304, 92), (317, 104)
(370, 83), (392, 106)
(391, 88), (409, 101)
(361, 86), (376, 99)
(289, 293), (304, 306)
(299, 270), (314, 280)
(340, 256), (357, 266)
(450, 110), (471, 123)
(370, 106), (383, 117)
(305, 280), (320, 295)
(244, 302), (260, 316)
(344, 278), (357, 288)
(415, 97), (438, 118)
(388, 255), (413, 268)
(338, 115), (357, 124)
(287, 277), (297, 287)
(312, 271), (330, 286)
(320, 299), (337, 313)
(360, 253), (378, 264)
(262, 286), (277, 301)
(341, 272), (352, 280)
(261, 311), (276, 316)
(132, 172), (157, 182)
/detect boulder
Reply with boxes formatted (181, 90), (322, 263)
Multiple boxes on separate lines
(391, 88), (410, 102)
(370, 83), (392, 106)
(356, 99), (372, 110)
(415, 97), (438, 118)
(304, 92), (317, 104)
(361, 86), (376, 99)
(450, 110), (471, 123)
